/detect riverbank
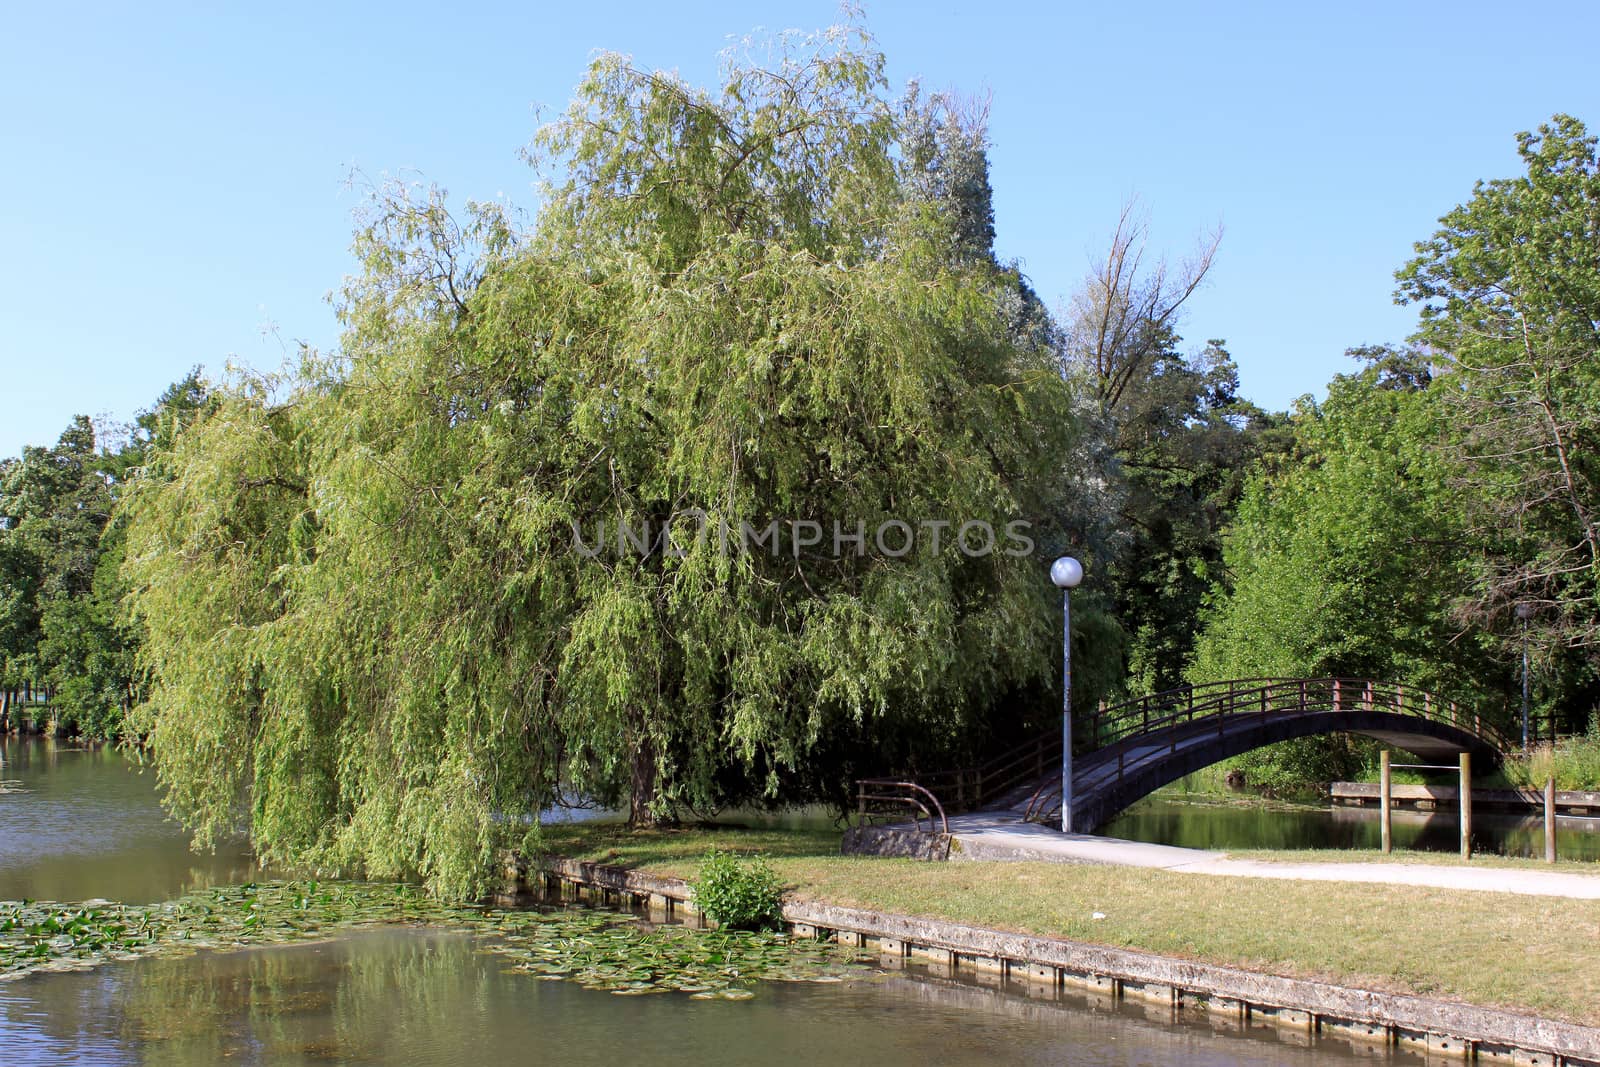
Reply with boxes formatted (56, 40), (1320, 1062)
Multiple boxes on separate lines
(536, 823), (1600, 1034)
(534, 853), (1598, 1064)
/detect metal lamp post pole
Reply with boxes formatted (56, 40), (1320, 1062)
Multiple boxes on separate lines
(1517, 602), (1534, 750)
(1051, 557), (1084, 834)
(1061, 588), (1072, 833)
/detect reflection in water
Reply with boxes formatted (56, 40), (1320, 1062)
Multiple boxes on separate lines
(1103, 793), (1600, 860)
(0, 738), (261, 903)
(0, 927), (1429, 1067)
(0, 737), (1529, 1064)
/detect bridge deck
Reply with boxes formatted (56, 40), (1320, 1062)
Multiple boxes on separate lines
(1011, 708), (1503, 832)
(858, 678), (1512, 835)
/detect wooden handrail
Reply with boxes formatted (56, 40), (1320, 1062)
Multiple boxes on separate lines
(862, 678), (1513, 832)
(1085, 677), (1515, 754)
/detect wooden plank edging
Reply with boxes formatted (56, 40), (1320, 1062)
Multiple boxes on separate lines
(538, 857), (1600, 1064)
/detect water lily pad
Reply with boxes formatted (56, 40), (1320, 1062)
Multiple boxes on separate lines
(0, 881), (873, 1001)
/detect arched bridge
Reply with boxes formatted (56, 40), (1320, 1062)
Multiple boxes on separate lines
(857, 678), (1511, 835)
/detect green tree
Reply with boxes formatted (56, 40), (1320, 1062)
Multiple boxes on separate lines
(2, 417), (108, 601)
(1397, 114), (1600, 724)
(897, 83), (1124, 705)
(1055, 202), (1275, 695)
(0, 373), (209, 736)
(0, 512), (41, 732)
(899, 85), (1058, 355)
(0, 416), (112, 728)
(34, 548), (136, 736)
(1190, 354), (1507, 786)
(123, 27), (1079, 897)
(1109, 338), (1281, 693)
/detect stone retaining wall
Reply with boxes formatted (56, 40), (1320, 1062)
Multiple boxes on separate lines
(522, 855), (1600, 1066)
(839, 825), (951, 860)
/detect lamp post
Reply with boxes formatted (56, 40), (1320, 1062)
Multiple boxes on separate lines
(1516, 601), (1534, 749)
(1051, 556), (1084, 834)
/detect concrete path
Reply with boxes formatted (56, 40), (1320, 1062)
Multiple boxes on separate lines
(943, 813), (1600, 899)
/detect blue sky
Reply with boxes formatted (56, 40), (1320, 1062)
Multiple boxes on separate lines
(3, 1), (1596, 457)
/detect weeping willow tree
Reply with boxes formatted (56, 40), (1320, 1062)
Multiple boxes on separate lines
(122, 25), (1078, 897)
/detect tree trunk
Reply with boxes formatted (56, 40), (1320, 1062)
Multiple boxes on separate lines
(628, 724), (659, 827)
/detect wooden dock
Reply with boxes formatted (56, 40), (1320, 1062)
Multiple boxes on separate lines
(1332, 782), (1600, 814)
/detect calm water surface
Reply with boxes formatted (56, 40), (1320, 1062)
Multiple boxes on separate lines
(2, 927), (1423, 1067)
(1103, 791), (1600, 860)
(0, 740), (1447, 1065)
(0, 738), (261, 902)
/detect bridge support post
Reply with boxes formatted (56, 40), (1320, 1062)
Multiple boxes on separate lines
(1545, 777), (1557, 864)
(1379, 750), (1392, 854)
(1459, 752), (1472, 861)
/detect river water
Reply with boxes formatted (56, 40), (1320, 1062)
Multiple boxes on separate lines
(0, 739), (1458, 1065)
(1102, 792), (1600, 861)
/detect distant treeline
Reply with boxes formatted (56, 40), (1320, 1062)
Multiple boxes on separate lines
(0, 374), (208, 736)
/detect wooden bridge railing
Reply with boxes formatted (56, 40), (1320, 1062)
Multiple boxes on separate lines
(1083, 677), (1514, 756)
(1021, 677), (1514, 825)
(858, 678), (1515, 829)
(861, 729), (1063, 818)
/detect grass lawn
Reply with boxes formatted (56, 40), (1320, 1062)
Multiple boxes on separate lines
(539, 822), (1600, 1027)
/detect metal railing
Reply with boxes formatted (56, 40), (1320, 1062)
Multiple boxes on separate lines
(853, 778), (950, 835)
(1021, 678), (1514, 825)
(1083, 677), (1513, 754)
(897, 730), (1063, 815)
(861, 678), (1515, 831)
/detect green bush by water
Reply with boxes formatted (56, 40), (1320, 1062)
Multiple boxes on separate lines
(692, 849), (782, 931)
(1501, 731), (1600, 791)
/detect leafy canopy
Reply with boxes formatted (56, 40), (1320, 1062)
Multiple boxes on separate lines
(1397, 113), (1600, 730)
(0, 372), (207, 737)
(122, 26), (1077, 898)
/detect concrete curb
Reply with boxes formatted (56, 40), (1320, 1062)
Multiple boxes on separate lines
(530, 855), (1600, 1066)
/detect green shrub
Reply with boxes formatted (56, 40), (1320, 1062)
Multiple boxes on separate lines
(1228, 735), (1375, 794)
(1505, 732), (1600, 792)
(692, 849), (782, 930)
